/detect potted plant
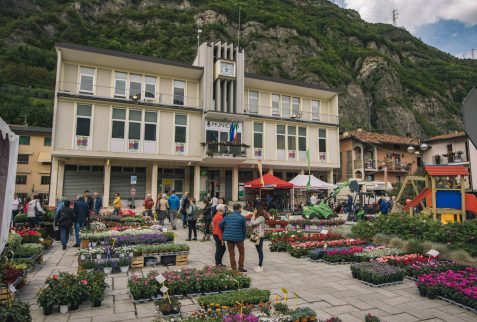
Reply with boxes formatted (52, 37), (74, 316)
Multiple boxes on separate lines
(89, 282), (105, 307)
(83, 259), (95, 272)
(56, 283), (73, 314)
(119, 257), (131, 273)
(156, 297), (181, 316)
(128, 275), (145, 300)
(102, 260), (113, 274)
(0, 299), (32, 321)
(37, 287), (56, 315)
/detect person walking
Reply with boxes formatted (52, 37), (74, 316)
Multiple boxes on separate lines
(201, 200), (213, 241)
(219, 203), (247, 272)
(84, 190), (94, 213)
(73, 195), (89, 247)
(113, 193), (121, 216)
(250, 208), (266, 272)
(212, 204), (226, 266)
(156, 194), (169, 225)
(143, 194), (155, 217)
(186, 197), (198, 241)
(27, 195), (45, 228)
(181, 192), (190, 229)
(168, 191), (180, 230)
(93, 192), (102, 216)
(12, 194), (20, 222)
(55, 200), (75, 250)
(211, 193), (219, 207)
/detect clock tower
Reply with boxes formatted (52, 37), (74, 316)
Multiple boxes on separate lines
(194, 41), (245, 115)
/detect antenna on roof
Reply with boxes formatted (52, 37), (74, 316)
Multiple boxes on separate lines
(19, 113), (28, 127)
(237, 6), (241, 49)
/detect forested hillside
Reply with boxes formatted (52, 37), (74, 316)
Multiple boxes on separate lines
(1, 0), (476, 136)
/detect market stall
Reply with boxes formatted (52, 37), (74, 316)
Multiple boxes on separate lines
(288, 174), (336, 210)
(243, 173), (293, 210)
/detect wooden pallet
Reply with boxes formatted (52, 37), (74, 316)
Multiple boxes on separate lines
(131, 256), (144, 268)
(176, 254), (188, 266)
(0, 286), (14, 304)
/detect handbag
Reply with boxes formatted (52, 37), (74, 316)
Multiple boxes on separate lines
(249, 232), (260, 245)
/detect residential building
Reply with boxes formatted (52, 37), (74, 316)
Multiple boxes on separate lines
(10, 125), (52, 204)
(48, 42), (340, 207)
(339, 130), (419, 185)
(423, 131), (476, 191)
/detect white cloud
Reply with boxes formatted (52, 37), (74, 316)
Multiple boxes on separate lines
(343, 0), (477, 31)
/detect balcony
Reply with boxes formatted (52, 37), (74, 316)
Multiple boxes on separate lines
(353, 159), (363, 169)
(364, 160), (376, 170)
(57, 81), (200, 108)
(201, 141), (249, 158)
(378, 160), (411, 172)
(441, 152), (468, 164)
(244, 104), (339, 124)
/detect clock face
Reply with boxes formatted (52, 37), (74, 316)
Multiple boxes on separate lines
(220, 62), (235, 77)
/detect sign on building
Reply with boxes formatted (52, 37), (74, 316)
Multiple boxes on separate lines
(130, 175), (137, 185)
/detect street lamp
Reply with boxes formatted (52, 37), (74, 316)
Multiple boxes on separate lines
(406, 139), (430, 154)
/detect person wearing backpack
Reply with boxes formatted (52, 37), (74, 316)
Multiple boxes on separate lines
(185, 197), (198, 241)
(55, 200), (76, 250)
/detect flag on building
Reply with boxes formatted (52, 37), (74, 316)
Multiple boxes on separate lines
(229, 122), (239, 143)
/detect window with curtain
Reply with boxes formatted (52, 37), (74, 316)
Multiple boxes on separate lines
(129, 74), (142, 99)
(272, 94), (280, 116)
(112, 108), (126, 139)
(173, 80), (186, 105)
(249, 91), (259, 113)
(145, 76), (156, 99)
(114, 72), (127, 98)
(76, 104), (92, 136)
(281, 96), (290, 118)
(292, 97), (300, 115)
(79, 67), (95, 94)
(312, 100), (320, 121)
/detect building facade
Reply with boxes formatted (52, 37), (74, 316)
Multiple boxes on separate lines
(49, 42), (340, 207)
(339, 130), (419, 185)
(10, 126), (52, 204)
(423, 131), (476, 191)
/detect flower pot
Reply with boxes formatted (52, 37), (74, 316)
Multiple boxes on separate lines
(91, 242), (97, 247)
(119, 253), (126, 258)
(300, 318), (308, 322)
(418, 287), (427, 297)
(86, 269), (94, 273)
(96, 254), (102, 260)
(120, 266), (129, 273)
(80, 255), (86, 260)
(93, 300), (102, 307)
(42, 306), (53, 315)
(308, 317), (317, 321)
(80, 240), (90, 249)
(128, 252), (134, 258)
(427, 292), (436, 300)
(70, 301), (80, 310)
(60, 304), (69, 314)
(103, 267), (113, 274)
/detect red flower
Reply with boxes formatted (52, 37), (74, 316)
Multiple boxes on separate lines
(81, 279), (88, 285)
(52, 274), (59, 280)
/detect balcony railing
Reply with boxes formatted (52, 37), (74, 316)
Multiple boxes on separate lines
(442, 152), (467, 164)
(244, 104), (339, 124)
(57, 81), (201, 107)
(364, 160), (376, 169)
(377, 160), (411, 172)
(201, 141), (249, 158)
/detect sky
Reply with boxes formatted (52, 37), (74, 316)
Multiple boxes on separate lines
(333, 0), (477, 58)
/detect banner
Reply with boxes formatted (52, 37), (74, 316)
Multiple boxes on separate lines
(306, 149), (311, 191)
(257, 160), (265, 186)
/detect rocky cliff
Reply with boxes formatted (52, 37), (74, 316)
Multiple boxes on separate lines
(1, 0), (476, 136)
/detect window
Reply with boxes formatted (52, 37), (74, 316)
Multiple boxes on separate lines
(16, 175), (27, 185)
(396, 175), (401, 183)
(292, 97), (300, 116)
(298, 127), (306, 152)
(114, 72), (127, 98)
(281, 96), (290, 118)
(19, 136), (30, 145)
(44, 137), (51, 146)
(41, 176), (50, 185)
(128, 110), (142, 140)
(319, 129), (327, 152)
(249, 91), (259, 113)
(18, 154), (29, 164)
(253, 122), (263, 148)
(287, 126), (296, 151)
(312, 100), (320, 121)
(144, 111), (157, 141)
(145, 76), (156, 99)
(79, 67), (95, 94)
(277, 125), (285, 150)
(112, 108), (126, 139)
(272, 94), (280, 116)
(367, 175), (375, 181)
(76, 104), (92, 136)
(129, 74), (142, 99)
(175, 114), (187, 143)
(173, 80), (186, 105)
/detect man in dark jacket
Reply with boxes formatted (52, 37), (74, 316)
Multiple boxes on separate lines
(93, 192), (103, 216)
(84, 190), (94, 213)
(219, 203), (247, 272)
(55, 200), (75, 250)
(73, 195), (89, 247)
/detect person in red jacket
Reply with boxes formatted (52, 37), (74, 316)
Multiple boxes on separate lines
(212, 204), (226, 266)
(143, 194), (155, 217)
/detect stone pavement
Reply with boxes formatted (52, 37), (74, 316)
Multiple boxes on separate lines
(18, 224), (476, 322)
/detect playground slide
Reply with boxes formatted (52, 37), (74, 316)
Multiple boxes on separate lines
(403, 188), (431, 211)
(466, 193), (477, 214)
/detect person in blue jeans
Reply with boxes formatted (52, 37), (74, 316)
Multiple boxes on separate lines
(168, 191), (180, 230)
(181, 192), (190, 229)
(73, 195), (90, 247)
(55, 200), (75, 250)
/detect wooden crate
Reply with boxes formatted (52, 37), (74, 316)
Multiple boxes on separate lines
(176, 254), (188, 266)
(131, 256), (144, 268)
(0, 286), (14, 304)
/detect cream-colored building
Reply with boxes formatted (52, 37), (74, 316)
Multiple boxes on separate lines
(49, 42), (340, 207)
(10, 125), (52, 204)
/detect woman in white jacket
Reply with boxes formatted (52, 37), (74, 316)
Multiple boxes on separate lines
(27, 195), (45, 228)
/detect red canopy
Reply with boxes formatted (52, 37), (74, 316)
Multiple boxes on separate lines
(243, 173), (293, 189)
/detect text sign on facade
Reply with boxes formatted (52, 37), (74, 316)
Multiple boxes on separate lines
(130, 176), (137, 185)
(205, 121), (242, 133)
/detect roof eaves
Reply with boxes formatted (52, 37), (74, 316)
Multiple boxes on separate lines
(244, 73), (339, 93)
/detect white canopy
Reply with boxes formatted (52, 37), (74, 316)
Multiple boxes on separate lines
(289, 174), (336, 189)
